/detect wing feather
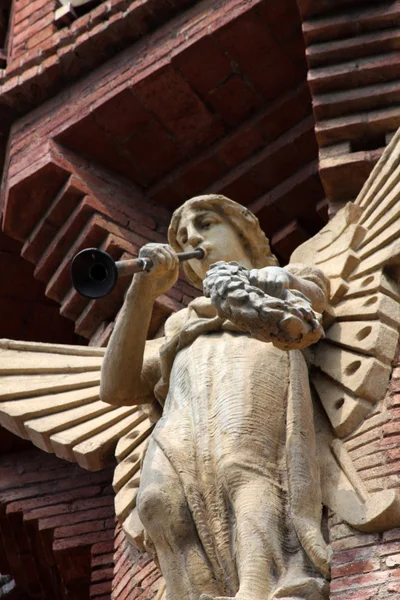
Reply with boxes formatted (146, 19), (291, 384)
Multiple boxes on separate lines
(356, 127), (400, 210)
(113, 439), (148, 492)
(341, 270), (400, 301)
(326, 321), (398, 365)
(0, 386), (100, 437)
(290, 126), (400, 438)
(317, 250), (360, 280)
(115, 418), (153, 463)
(349, 241), (400, 278)
(359, 217), (400, 260)
(25, 399), (114, 453)
(73, 410), (146, 471)
(0, 371), (101, 401)
(0, 338), (105, 355)
(50, 405), (139, 463)
(334, 293), (400, 329)
(328, 278), (349, 305)
(312, 372), (372, 439)
(313, 342), (391, 404)
(314, 224), (366, 265)
(115, 472), (141, 523)
(113, 420), (154, 547)
(0, 340), (155, 474)
(360, 179), (400, 233)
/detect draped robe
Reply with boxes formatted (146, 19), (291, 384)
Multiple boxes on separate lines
(139, 265), (330, 599)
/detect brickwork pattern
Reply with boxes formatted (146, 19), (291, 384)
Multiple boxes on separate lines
(1, 0), (321, 346)
(111, 525), (163, 600)
(297, 0), (400, 206)
(0, 0), (196, 115)
(0, 446), (166, 600)
(0, 0), (199, 198)
(329, 349), (400, 599)
(0, 448), (115, 599)
(2, 0), (326, 269)
(0, 230), (84, 344)
(2, 143), (199, 345)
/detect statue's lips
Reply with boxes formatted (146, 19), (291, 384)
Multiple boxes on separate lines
(196, 246), (208, 260)
(198, 247), (227, 264)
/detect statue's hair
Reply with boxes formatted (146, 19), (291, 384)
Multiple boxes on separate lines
(168, 194), (279, 289)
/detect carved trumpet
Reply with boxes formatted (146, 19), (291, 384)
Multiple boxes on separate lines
(71, 247), (205, 299)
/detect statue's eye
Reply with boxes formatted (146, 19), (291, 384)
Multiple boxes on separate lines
(180, 234), (188, 245)
(200, 220), (213, 229)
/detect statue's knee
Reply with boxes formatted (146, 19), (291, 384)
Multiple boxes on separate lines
(137, 485), (168, 530)
(137, 483), (189, 539)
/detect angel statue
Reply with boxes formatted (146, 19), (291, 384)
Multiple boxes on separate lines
(2, 129), (400, 600)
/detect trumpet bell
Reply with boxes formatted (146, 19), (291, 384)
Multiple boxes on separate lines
(71, 248), (118, 299)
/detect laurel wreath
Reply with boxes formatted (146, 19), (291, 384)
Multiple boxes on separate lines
(203, 262), (324, 350)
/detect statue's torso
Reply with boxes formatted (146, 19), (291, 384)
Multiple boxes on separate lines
(155, 331), (291, 480)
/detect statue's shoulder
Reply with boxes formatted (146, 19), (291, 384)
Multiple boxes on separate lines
(164, 296), (216, 340)
(164, 305), (191, 339)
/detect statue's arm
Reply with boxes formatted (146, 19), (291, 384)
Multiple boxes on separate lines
(249, 264), (330, 314)
(284, 264), (329, 314)
(100, 244), (179, 407)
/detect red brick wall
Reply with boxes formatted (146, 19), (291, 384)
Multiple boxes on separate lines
(111, 525), (163, 600)
(0, 446), (163, 600)
(0, 0), (197, 127)
(0, 230), (84, 344)
(329, 350), (400, 599)
(0, 448), (114, 599)
(0, 141), (199, 345)
(10, 0), (57, 60)
(296, 0), (400, 207)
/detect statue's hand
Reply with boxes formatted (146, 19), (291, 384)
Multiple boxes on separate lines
(136, 243), (179, 298)
(248, 266), (291, 299)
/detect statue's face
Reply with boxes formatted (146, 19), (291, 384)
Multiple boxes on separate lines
(176, 208), (252, 280)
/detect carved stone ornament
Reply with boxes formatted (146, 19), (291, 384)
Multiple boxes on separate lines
(2, 128), (400, 599)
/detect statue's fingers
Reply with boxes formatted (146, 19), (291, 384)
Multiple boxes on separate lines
(159, 246), (178, 271)
(254, 273), (268, 291)
(139, 242), (157, 259)
(265, 278), (282, 298)
(164, 250), (176, 271)
(276, 275), (288, 288)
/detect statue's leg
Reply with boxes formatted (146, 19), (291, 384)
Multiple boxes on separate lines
(270, 550), (329, 600)
(199, 474), (286, 600)
(137, 439), (221, 600)
(229, 475), (328, 600)
(225, 466), (286, 600)
(256, 510), (328, 600)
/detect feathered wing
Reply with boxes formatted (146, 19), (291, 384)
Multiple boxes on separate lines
(0, 338), (151, 474)
(290, 127), (400, 531)
(0, 338), (155, 545)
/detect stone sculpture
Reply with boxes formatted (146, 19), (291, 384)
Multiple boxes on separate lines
(2, 128), (400, 600)
(101, 194), (332, 600)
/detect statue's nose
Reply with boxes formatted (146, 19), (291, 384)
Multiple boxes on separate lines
(187, 232), (203, 248)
